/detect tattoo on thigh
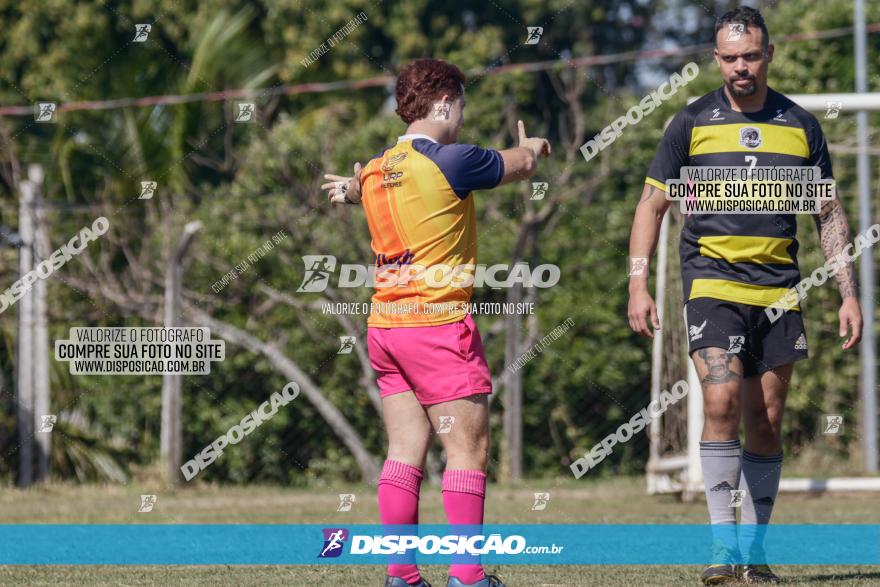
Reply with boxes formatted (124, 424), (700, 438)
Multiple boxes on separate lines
(697, 348), (741, 385)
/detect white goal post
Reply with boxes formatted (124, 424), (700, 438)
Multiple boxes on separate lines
(647, 92), (880, 499)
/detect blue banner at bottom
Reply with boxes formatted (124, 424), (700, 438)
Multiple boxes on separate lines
(0, 524), (877, 565)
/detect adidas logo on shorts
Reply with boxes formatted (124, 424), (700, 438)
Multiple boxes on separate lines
(794, 333), (808, 350)
(689, 319), (707, 342)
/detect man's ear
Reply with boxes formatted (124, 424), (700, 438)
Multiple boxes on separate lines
(430, 95), (452, 121)
(713, 48), (721, 68)
(766, 44), (774, 63)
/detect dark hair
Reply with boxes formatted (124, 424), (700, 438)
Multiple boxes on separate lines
(395, 59), (466, 124)
(714, 6), (770, 51)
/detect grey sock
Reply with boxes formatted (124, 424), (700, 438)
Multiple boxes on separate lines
(739, 450), (783, 561)
(700, 439), (742, 560)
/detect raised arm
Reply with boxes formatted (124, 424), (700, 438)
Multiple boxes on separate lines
(324, 120), (549, 204)
(497, 120), (551, 185)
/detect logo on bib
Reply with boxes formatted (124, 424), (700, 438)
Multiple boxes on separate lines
(740, 126), (762, 149)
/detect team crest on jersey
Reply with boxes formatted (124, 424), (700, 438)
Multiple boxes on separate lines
(739, 126), (762, 149)
(381, 152), (408, 172)
(382, 152), (407, 187)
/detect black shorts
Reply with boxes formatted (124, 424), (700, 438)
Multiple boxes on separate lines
(684, 297), (808, 378)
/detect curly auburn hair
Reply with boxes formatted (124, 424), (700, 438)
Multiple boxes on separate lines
(395, 58), (466, 124)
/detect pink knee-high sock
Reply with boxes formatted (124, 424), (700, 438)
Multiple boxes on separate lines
(378, 460), (423, 585)
(442, 469), (487, 585)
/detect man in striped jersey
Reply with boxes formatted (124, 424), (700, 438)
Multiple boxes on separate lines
(323, 58), (550, 587)
(626, 6), (862, 585)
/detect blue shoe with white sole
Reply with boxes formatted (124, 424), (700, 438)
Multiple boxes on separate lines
(384, 576), (432, 587)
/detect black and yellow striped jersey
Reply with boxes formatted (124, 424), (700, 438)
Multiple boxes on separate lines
(645, 86), (834, 309)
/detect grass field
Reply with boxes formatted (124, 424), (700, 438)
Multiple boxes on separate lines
(0, 476), (878, 586)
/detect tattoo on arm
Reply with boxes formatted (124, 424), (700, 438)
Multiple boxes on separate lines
(640, 186), (659, 203)
(815, 199), (858, 299)
(696, 348), (742, 385)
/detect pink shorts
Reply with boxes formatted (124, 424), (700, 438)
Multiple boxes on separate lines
(367, 314), (492, 406)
